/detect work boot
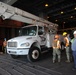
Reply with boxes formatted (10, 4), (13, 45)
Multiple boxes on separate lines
(65, 60), (70, 63)
(53, 60), (55, 63)
(58, 59), (60, 63)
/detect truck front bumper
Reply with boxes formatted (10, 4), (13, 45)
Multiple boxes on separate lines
(7, 48), (29, 55)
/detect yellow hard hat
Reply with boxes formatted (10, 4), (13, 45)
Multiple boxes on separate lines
(63, 32), (67, 36)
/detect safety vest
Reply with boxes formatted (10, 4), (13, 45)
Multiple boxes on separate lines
(71, 38), (75, 43)
(53, 40), (61, 49)
(64, 37), (69, 47)
(3, 41), (7, 47)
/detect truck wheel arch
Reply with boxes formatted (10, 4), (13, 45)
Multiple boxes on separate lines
(27, 42), (41, 62)
(30, 42), (41, 51)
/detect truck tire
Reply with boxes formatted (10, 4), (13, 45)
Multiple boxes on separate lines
(27, 47), (41, 62)
(11, 55), (19, 59)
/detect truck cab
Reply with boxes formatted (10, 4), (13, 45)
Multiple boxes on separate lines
(7, 25), (54, 62)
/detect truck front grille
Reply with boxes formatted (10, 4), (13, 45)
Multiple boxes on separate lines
(8, 42), (17, 47)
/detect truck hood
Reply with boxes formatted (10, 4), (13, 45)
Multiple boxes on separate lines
(8, 36), (34, 42)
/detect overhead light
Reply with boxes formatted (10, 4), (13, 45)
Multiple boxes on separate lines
(45, 4), (48, 7)
(55, 20), (58, 22)
(74, 7), (76, 10)
(70, 16), (73, 18)
(63, 22), (65, 24)
(61, 11), (64, 14)
(47, 16), (49, 18)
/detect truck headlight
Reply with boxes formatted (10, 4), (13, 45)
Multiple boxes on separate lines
(21, 42), (30, 47)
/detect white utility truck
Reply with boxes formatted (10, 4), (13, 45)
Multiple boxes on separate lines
(0, 2), (58, 62)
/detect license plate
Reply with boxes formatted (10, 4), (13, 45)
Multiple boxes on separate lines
(9, 51), (16, 54)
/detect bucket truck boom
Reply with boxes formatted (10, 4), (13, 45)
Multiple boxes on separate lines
(0, 2), (58, 62)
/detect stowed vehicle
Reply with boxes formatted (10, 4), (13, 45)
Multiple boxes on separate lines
(0, 2), (58, 62)
(7, 25), (56, 62)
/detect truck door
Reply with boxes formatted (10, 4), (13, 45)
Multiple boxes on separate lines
(38, 26), (46, 46)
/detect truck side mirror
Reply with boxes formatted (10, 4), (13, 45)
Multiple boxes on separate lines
(38, 29), (44, 35)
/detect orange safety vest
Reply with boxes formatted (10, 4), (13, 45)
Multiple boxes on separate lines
(53, 40), (61, 49)
(64, 37), (69, 47)
(3, 41), (7, 47)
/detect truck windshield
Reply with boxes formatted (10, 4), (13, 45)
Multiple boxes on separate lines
(19, 26), (37, 36)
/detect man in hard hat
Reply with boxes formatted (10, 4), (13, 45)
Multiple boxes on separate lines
(71, 31), (76, 70)
(63, 32), (70, 62)
(52, 34), (61, 63)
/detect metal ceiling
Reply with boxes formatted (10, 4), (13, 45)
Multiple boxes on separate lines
(0, 0), (18, 5)
(1, 0), (76, 29)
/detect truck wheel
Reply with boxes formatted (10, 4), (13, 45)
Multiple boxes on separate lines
(27, 47), (41, 62)
(11, 55), (19, 59)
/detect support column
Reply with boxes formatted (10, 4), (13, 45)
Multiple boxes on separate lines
(11, 28), (15, 38)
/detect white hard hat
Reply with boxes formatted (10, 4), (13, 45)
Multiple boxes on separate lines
(73, 31), (76, 34)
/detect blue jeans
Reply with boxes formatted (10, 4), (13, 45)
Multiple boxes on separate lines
(72, 51), (76, 68)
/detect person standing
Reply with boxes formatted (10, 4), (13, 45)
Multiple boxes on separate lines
(52, 34), (61, 63)
(71, 31), (76, 70)
(63, 32), (70, 62)
(2, 38), (7, 53)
